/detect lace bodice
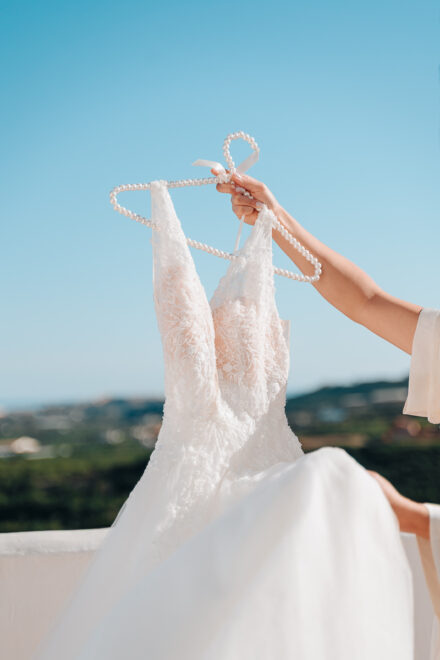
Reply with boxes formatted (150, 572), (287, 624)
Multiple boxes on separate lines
(142, 180), (303, 562)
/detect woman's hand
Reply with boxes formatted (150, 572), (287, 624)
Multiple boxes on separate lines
(367, 470), (430, 539)
(211, 168), (281, 226)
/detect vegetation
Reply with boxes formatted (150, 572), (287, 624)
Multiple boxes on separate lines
(1, 379), (439, 533)
(0, 442), (151, 532)
(0, 441), (439, 533)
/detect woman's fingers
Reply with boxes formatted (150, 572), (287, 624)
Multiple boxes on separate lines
(231, 192), (261, 210)
(367, 470), (404, 507)
(367, 470), (430, 539)
(230, 171), (267, 195)
(210, 167), (262, 196)
(216, 182), (235, 193)
(232, 203), (253, 216)
(209, 169), (257, 224)
(231, 193), (260, 218)
(231, 202), (258, 225)
(210, 168), (236, 194)
(210, 167), (279, 214)
(215, 176), (261, 197)
(210, 166), (279, 222)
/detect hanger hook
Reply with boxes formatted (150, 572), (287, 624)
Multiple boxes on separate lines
(222, 132), (260, 177)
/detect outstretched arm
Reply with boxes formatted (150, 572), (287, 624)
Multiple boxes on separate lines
(214, 169), (422, 355)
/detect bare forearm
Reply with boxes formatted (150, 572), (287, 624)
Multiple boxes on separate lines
(272, 205), (422, 354)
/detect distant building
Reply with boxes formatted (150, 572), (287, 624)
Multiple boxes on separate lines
(11, 436), (41, 455)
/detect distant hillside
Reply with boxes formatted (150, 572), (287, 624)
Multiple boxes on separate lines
(287, 376), (409, 410)
(1, 374), (437, 458)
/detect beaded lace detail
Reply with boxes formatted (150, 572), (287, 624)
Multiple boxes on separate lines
(144, 179), (303, 564)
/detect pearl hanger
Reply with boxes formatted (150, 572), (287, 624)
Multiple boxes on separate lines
(109, 131), (322, 283)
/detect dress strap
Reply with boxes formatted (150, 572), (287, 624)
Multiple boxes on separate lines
(232, 216), (245, 254)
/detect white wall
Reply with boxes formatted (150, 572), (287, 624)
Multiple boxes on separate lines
(0, 529), (435, 660)
(0, 529), (107, 660)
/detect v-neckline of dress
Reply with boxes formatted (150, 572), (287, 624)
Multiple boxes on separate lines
(150, 179), (291, 334)
(152, 179), (275, 310)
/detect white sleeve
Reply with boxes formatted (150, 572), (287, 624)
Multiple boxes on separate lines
(417, 505), (440, 618)
(403, 308), (440, 424)
(416, 504), (440, 660)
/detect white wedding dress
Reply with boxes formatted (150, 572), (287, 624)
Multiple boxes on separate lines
(35, 180), (414, 659)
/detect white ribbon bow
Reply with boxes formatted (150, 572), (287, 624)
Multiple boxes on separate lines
(191, 149), (259, 182)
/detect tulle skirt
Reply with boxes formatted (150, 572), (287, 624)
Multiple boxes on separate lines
(35, 447), (413, 659)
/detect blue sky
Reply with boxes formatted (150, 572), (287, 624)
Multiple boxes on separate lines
(1, 0), (439, 411)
